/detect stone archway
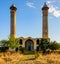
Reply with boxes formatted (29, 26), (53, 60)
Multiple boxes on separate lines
(25, 39), (34, 51)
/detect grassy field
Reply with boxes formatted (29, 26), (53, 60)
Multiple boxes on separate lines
(0, 52), (60, 64)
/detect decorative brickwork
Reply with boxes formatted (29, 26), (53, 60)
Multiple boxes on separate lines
(42, 3), (49, 38)
(10, 5), (17, 38)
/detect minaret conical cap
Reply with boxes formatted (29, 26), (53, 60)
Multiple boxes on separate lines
(10, 4), (17, 11)
(42, 2), (49, 10)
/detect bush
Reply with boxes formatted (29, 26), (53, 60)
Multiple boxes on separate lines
(39, 38), (49, 54)
(49, 41), (60, 50)
(8, 35), (19, 49)
(0, 47), (9, 52)
(19, 47), (25, 53)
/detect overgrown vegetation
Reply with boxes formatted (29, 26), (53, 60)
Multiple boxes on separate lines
(0, 38), (60, 64)
(0, 37), (60, 54)
(0, 40), (9, 52)
(39, 38), (49, 54)
(8, 35), (19, 49)
(39, 38), (60, 54)
(49, 41), (60, 50)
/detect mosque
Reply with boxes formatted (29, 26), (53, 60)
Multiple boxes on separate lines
(10, 3), (50, 51)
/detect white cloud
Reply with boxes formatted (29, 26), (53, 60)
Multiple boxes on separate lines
(47, 1), (55, 4)
(47, 1), (51, 4)
(47, 1), (60, 18)
(49, 6), (60, 17)
(26, 2), (36, 8)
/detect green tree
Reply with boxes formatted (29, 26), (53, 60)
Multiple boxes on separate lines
(0, 40), (9, 47)
(39, 38), (49, 54)
(0, 40), (9, 52)
(49, 41), (60, 50)
(8, 35), (19, 49)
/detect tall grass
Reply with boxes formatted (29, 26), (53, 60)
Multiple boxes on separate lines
(0, 52), (60, 64)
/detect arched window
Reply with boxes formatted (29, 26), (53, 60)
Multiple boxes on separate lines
(19, 39), (22, 45)
(37, 39), (40, 45)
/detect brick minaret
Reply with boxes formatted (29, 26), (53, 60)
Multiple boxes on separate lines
(10, 5), (17, 38)
(42, 2), (49, 38)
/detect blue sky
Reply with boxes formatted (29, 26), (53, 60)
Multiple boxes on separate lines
(0, 0), (60, 43)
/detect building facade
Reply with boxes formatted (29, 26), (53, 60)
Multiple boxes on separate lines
(10, 3), (50, 51)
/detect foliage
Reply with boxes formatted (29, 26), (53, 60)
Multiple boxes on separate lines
(0, 47), (9, 52)
(39, 39), (60, 53)
(0, 40), (9, 47)
(0, 40), (9, 52)
(39, 38), (49, 53)
(8, 35), (19, 49)
(19, 47), (25, 53)
(49, 41), (60, 50)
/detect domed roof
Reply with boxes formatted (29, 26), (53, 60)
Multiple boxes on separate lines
(10, 4), (17, 10)
(42, 2), (49, 10)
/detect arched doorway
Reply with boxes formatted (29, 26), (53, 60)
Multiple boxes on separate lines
(25, 39), (34, 51)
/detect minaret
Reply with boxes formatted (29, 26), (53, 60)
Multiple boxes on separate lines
(42, 2), (49, 38)
(10, 4), (17, 38)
